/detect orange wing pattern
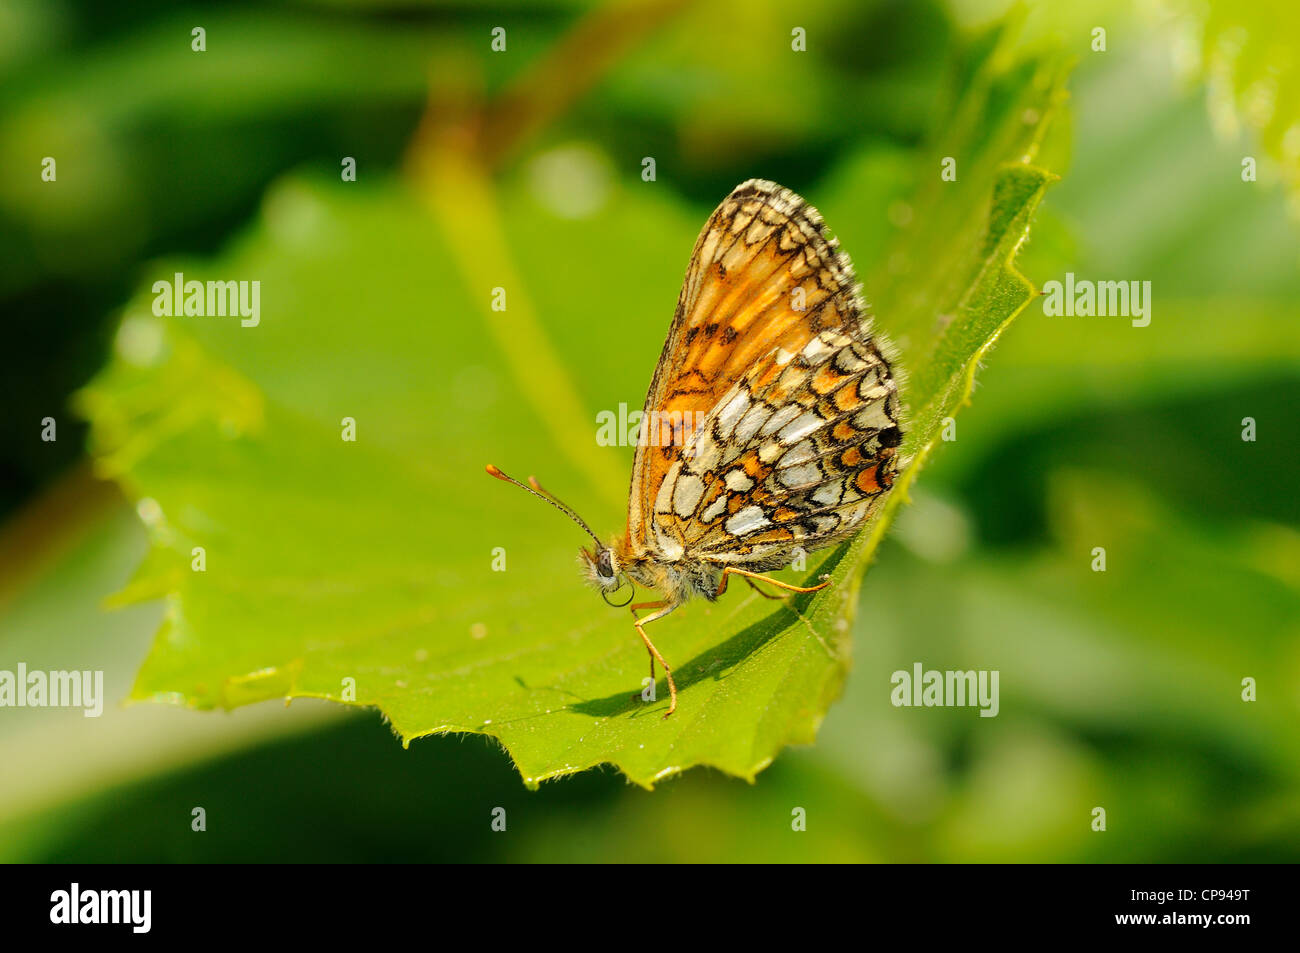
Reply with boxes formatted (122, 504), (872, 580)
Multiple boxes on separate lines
(626, 179), (901, 565)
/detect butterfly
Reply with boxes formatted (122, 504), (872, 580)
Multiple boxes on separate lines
(487, 179), (903, 717)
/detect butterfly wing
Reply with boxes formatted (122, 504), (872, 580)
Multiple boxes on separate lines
(627, 179), (902, 567)
(652, 327), (902, 568)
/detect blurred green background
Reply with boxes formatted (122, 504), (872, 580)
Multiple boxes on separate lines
(1, 0), (1297, 861)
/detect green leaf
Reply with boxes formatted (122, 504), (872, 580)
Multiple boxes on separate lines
(79, 45), (1069, 789)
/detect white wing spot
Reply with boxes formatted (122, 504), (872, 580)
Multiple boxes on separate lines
(813, 483), (842, 506)
(735, 404), (771, 445)
(701, 493), (729, 522)
(673, 474), (705, 518)
(725, 505), (771, 536)
(760, 404), (801, 437)
(835, 348), (870, 374)
(778, 411), (823, 444)
(654, 461), (680, 514)
(686, 438), (721, 474)
(653, 523), (684, 560)
(812, 514), (841, 534)
(780, 439), (816, 467)
(858, 368), (890, 400)
(801, 334), (841, 364)
(724, 468), (754, 492)
(715, 389), (749, 439)
(779, 463), (820, 488)
(853, 402), (894, 431)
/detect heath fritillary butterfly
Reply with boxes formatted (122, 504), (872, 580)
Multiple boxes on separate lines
(488, 179), (903, 717)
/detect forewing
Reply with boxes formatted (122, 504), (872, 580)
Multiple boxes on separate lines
(627, 179), (875, 556)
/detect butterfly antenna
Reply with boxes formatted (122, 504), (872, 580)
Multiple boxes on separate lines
(484, 464), (604, 548)
(526, 474), (574, 511)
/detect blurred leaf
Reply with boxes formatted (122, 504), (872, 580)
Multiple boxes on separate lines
(1179, 0), (1300, 213)
(0, 7), (549, 292)
(78, 41), (1068, 788)
(0, 471), (342, 859)
(594, 0), (953, 164)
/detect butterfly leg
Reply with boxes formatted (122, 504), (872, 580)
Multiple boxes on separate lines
(629, 601), (668, 684)
(715, 567), (832, 599)
(629, 601), (679, 718)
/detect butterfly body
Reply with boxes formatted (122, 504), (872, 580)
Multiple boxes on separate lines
(603, 541), (723, 605)
(491, 179), (903, 716)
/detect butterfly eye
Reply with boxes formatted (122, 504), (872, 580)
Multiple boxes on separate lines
(596, 551), (614, 578)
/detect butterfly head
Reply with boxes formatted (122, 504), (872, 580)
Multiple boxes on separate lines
(485, 464), (635, 608)
(577, 543), (634, 606)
